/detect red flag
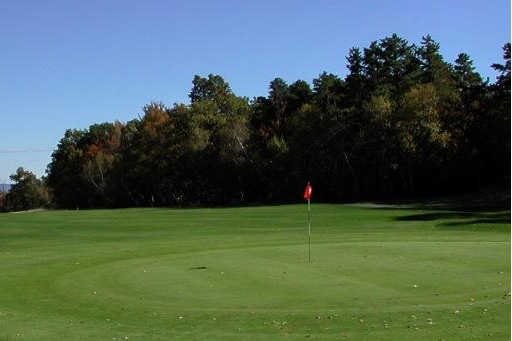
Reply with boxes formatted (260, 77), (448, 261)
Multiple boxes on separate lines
(303, 182), (312, 200)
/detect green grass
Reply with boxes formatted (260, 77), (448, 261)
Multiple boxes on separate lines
(0, 203), (509, 340)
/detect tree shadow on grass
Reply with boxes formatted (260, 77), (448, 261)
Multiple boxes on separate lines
(441, 218), (511, 226)
(438, 210), (510, 230)
(394, 210), (510, 232)
(374, 186), (510, 213)
(396, 212), (477, 221)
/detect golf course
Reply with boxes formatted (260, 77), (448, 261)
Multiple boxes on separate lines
(0, 203), (509, 340)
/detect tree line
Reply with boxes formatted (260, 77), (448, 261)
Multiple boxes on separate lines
(2, 34), (510, 211)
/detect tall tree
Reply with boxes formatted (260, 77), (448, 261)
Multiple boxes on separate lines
(44, 36), (511, 207)
(5, 168), (50, 211)
(491, 43), (511, 91)
(47, 129), (90, 208)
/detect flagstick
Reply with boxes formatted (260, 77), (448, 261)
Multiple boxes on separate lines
(308, 198), (311, 263)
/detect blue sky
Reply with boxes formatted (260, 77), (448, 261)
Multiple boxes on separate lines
(0, 0), (510, 183)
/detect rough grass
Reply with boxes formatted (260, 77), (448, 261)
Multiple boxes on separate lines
(0, 203), (509, 340)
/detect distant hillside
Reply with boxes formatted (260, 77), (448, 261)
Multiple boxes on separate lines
(0, 184), (11, 192)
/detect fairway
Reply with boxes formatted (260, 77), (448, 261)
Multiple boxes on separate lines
(0, 204), (509, 340)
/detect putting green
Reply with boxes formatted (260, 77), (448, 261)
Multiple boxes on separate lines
(0, 204), (509, 340)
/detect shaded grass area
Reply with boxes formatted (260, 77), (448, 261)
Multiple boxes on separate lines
(0, 203), (509, 340)
(391, 188), (509, 211)
(395, 211), (510, 231)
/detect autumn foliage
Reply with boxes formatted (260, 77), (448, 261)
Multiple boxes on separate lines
(43, 35), (509, 208)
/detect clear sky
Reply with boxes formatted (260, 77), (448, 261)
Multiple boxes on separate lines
(0, 0), (510, 183)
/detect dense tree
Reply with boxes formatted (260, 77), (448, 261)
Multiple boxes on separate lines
(492, 43), (511, 90)
(44, 35), (511, 208)
(47, 129), (90, 208)
(4, 168), (50, 211)
(0, 192), (5, 211)
(484, 43), (511, 185)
